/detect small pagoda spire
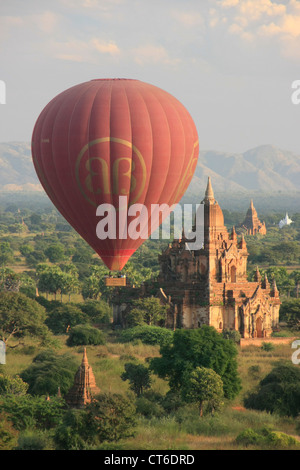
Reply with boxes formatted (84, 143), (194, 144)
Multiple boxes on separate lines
(271, 278), (279, 297)
(239, 233), (247, 250)
(230, 226), (237, 242)
(82, 347), (88, 365)
(250, 199), (254, 210)
(254, 266), (261, 282)
(262, 272), (269, 289)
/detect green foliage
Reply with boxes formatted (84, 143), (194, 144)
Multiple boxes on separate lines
(0, 395), (65, 431)
(54, 409), (92, 450)
(0, 292), (48, 346)
(121, 362), (152, 396)
(0, 373), (28, 396)
(85, 392), (137, 442)
(261, 342), (275, 351)
(181, 367), (224, 416)
(120, 325), (173, 346)
(15, 430), (52, 450)
(279, 299), (300, 328)
(236, 427), (300, 449)
(244, 363), (300, 417)
(44, 243), (65, 263)
(222, 329), (241, 344)
(0, 412), (19, 450)
(79, 299), (112, 323)
(0, 241), (14, 266)
(45, 304), (89, 335)
(66, 324), (106, 347)
(150, 325), (241, 400)
(126, 297), (168, 327)
(20, 350), (78, 396)
(135, 396), (165, 418)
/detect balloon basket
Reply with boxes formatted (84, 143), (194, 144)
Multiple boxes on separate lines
(105, 276), (127, 287)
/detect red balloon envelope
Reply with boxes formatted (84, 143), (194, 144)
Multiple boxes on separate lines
(31, 79), (199, 270)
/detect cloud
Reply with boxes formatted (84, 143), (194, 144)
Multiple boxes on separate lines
(132, 44), (180, 66)
(217, 0), (300, 59)
(53, 37), (121, 63)
(92, 39), (120, 55)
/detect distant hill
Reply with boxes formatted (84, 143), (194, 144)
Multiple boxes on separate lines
(184, 144), (300, 197)
(0, 142), (41, 192)
(0, 142), (300, 203)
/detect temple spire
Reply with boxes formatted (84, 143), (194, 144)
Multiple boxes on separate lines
(204, 177), (215, 202)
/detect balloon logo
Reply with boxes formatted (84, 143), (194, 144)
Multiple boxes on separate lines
(32, 79), (199, 271)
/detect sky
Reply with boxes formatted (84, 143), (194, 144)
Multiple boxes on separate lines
(0, 0), (300, 154)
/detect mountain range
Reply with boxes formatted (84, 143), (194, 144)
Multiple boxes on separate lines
(0, 142), (300, 196)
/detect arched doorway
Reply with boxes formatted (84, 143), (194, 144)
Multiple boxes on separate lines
(230, 265), (236, 283)
(256, 317), (263, 338)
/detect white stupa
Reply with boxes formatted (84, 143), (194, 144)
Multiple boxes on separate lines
(279, 213), (293, 229)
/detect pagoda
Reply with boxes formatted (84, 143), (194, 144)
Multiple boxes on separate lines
(154, 178), (279, 338)
(65, 348), (100, 408)
(238, 200), (266, 235)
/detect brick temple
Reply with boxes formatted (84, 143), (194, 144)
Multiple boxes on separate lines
(237, 199), (266, 236)
(155, 178), (279, 338)
(65, 348), (100, 408)
(113, 178), (280, 339)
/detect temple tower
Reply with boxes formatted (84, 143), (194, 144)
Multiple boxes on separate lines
(65, 348), (100, 408)
(238, 200), (266, 235)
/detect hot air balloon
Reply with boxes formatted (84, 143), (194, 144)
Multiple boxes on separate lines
(31, 79), (199, 273)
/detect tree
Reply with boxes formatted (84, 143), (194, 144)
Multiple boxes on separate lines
(0, 394), (65, 431)
(66, 324), (106, 347)
(121, 362), (152, 396)
(280, 299), (300, 328)
(150, 325), (241, 399)
(54, 408), (92, 450)
(20, 350), (78, 397)
(181, 367), (224, 417)
(79, 299), (111, 324)
(0, 242), (14, 267)
(37, 265), (67, 300)
(0, 292), (48, 348)
(0, 373), (28, 396)
(85, 393), (137, 442)
(45, 304), (89, 335)
(127, 297), (168, 327)
(244, 363), (300, 417)
(0, 412), (19, 450)
(44, 243), (65, 263)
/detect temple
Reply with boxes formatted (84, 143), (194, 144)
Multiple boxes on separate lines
(65, 348), (100, 408)
(237, 199), (266, 235)
(114, 178), (280, 339)
(155, 178), (279, 337)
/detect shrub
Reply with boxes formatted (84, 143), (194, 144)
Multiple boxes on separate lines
(15, 430), (51, 450)
(20, 350), (78, 396)
(79, 300), (112, 324)
(244, 363), (300, 417)
(135, 396), (165, 418)
(236, 427), (300, 449)
(222, 329), (241, 344)
(120, 325), (173, 346)
(45, 304), (89, 335)
(66, 324), (106, 347)
(261, 342), (275, 351)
